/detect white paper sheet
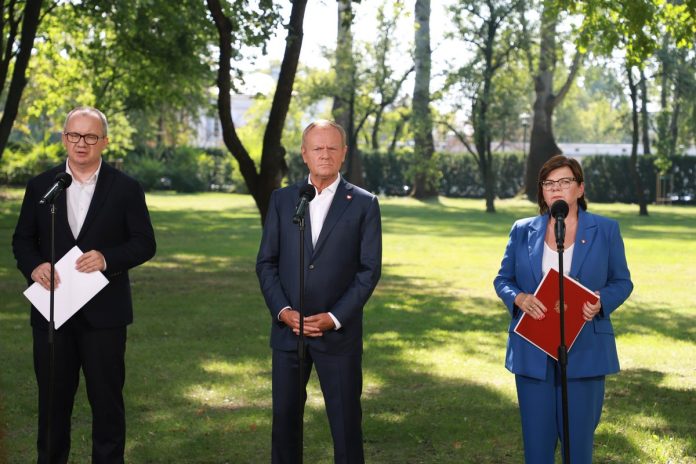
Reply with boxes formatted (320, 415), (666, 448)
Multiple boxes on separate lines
(23, 246), (109, 329)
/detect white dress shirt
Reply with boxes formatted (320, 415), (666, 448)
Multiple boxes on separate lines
(66, 160), (106, 269)
(308, 174), (341, 247)
(542, 242), (574, 276)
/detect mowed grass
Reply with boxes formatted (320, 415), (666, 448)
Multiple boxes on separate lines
(0, 189), (694, 463)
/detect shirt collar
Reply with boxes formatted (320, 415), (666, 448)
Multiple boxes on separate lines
(308, 173), (341, 195)
(66, 159), (101, 185)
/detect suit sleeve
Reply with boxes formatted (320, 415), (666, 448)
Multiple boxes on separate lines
(256, 190), (291, 320)
(493, 222), (523, 318)
(99, 179), (156, 275)
(327, 195), (382, 326)
(12, 181), (45, 281)
(596, 220), (633, 317)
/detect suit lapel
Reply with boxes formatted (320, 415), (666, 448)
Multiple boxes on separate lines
(77, 161), (114, 241)
(312, 179), (353, 257)
(527, 214), (547, 286)
(570, 209), (597, 278)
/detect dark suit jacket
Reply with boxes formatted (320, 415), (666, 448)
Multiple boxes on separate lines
(494, 208), (633, 380)
(256, 178), (382, 355)
(12, 161), (156, 329)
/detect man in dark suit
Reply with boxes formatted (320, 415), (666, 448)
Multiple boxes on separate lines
(12, 106), (156, 464)
(256, 120), (382, 464)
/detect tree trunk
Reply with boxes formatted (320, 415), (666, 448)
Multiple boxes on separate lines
(411, 0), (436, 199)
(388, 113), (409, 154)
(668, 71), (681, 157)
(473, 14), (497, 213)
(639, 68), (650, 155)
(627, 65), (648, 216)
(0, 0), (43, 161)
(483, 159), (496, 213)
(524, 0), (582, 201)
(371, 110), (383, 150)
(207, 0), (307, 222)
(332, 0), (364, 186)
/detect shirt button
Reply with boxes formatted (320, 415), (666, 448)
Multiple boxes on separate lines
(308, 264), (315, 270)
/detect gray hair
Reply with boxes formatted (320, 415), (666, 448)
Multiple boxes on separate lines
(301, 120), (347, 148)
(64, 106), (109, 136)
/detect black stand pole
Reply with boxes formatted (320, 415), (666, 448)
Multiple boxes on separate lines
(46, 202), (57, 464)
(296, 215), (306, 464)
(555, 217), (571, 464)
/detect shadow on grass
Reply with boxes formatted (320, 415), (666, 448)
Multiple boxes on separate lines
(380, 202), (516, 238)
(615, 303), (696, 344)
(119, 255), (528, 463)
(601, 368), (696, 461)
(1, 198), (694, 463)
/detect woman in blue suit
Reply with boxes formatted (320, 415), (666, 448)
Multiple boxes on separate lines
(494, 155), (633, 463)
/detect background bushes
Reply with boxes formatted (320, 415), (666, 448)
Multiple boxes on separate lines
(0, 142), (63, 185)
(2, 144), (695, 204)
(583, 155), (696, 204)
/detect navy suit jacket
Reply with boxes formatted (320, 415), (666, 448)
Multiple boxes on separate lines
(494, 208), (633, 380)
(256, 178), (382, 355)
(12, 161), (156, 329)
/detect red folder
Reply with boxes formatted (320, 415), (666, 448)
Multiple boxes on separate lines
(513, 268), (599, 360)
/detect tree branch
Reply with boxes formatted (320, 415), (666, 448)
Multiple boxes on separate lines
(553, 49), (584, 109)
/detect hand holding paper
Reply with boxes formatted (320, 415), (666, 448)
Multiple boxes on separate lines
(23, 246), (109, 329)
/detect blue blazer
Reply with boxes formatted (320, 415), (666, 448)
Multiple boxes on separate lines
(256, 178), (382, 355)
(494, 209), (633, 380)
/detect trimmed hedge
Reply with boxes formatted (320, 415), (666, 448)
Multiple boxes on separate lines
(286, 150), (526, 199)
(582, 155), (696, 204)
(3, 143), (695, 204)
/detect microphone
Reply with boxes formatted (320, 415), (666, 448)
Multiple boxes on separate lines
(39, 172), (72, 205)
(550, 199), (569, 220)
(550, 200), (569, 246)
(293, 184), (316, 224)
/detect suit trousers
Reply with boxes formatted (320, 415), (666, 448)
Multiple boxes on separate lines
(515, 356), (605, 464)
(272, 346), (364, 464)
(32, 313), (127, 464)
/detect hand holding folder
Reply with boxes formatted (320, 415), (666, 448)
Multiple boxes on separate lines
(514, 268), (599, 360)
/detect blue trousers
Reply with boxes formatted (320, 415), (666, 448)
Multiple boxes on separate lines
(515, 357), (605, 464)
(271, 347), (364, 464)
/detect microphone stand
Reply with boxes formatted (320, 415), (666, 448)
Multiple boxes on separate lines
(46, 201), (58, 464)
(555, 215), (571, 464)
(296, 214), (306, 464)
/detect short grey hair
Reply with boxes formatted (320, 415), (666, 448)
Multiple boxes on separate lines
(301, 120), (347, 148)
(64, 106), (109, 136)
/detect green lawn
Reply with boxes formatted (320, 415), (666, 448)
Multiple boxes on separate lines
(1, 189), (694, 463)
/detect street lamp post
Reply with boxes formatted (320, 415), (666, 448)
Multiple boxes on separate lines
(519, 112), (530, 158)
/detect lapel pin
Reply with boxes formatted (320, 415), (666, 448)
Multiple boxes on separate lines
(346, 194), (352, 200)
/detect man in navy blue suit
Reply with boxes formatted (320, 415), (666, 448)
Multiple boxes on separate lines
(13, 107), (156, 463)
(256, 120), (382, 464)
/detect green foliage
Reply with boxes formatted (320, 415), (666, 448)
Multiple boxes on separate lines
(12, 0), (217, 159)
(124, 147), (236, 193)
(555, 63), (631, 143)
(568, 0), (694, 65)
(123, 156), (167, 191)
(0, 142), (63, 185)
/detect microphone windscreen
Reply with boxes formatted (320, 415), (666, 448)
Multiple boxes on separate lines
(55, 172), (73, 188)
(550, 199), (569, 219)
(299, 184), (316, 201)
